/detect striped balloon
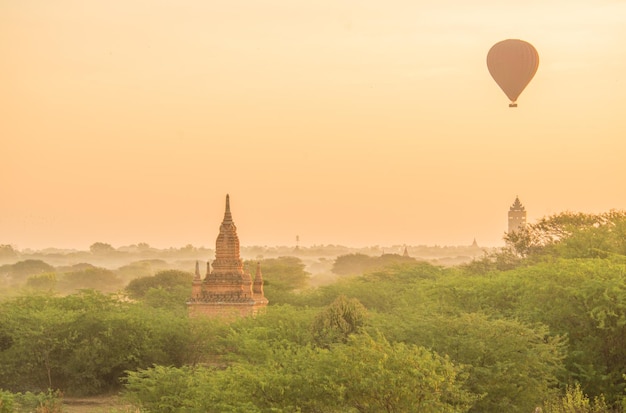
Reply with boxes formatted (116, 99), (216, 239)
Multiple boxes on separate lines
(487, 39), (539, 107)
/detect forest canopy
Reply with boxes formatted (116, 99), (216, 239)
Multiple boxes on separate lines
(1, 210), (626, 412)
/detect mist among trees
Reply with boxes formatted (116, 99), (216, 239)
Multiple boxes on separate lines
(1, 210), (626, 412)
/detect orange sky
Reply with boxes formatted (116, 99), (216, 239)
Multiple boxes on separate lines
(1, 0), (625, 250)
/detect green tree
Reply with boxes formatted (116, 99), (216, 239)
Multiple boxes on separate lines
(301, 261), (441, 313)
(125, 269), (193, 299)
(25, 272), (57, 291)
(470, 259), (626, 405)
(0, 291), (197, 395)
(124, 334), (475, 413)
(249, 256), (309, 290)
(377, 310), (567, 413)
(0, 294), (76, 390)
(114, 260), (158, 283)
(330, 334), (476, 413)
(332, 253), (374, 275)
(410, 258), (626, 409)
(311, 294), (368, 347)
(57, 267), (123, 293)
(542, 383), (610, 413)
(504, 210), (626, 259)
(0, 389), (63, 413)
(225, 304), (317, 358)
(124, 365), (212, 413)
(142, 285), (191, 312)
(2, 259), (54, 285)
(243, 256), (310, 304)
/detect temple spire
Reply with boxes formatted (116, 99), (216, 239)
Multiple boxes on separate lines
(510, 195), (525, 211)
(508, 195), (527, 233)
(223, 194), (233, 223)
(188, 194), (268, 317)
(194, 260), (201, 280)
(253, 262), (265, 296)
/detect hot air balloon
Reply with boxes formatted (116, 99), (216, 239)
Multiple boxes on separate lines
(487, 39), (539, 107)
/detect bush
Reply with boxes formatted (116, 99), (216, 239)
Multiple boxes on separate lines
(0, 389), (63, 413)
(542, 383), (610, 413)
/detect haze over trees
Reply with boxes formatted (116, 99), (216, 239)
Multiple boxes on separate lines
(1, 210), (626, 411)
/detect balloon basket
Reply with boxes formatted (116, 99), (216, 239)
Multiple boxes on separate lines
(509, 103), (518, 108)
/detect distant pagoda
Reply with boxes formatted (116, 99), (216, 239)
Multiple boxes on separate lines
(402, 246), (409, 257)
(508, 196), (527, 233)
(188, 195), (268, 318)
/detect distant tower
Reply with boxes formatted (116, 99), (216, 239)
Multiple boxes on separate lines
(253, 262), (268, 305)
(508, 196), (527, 233)
(191, 260), (202, 300)
(402, 246), (409, 257)
(187, 194), (268, 318)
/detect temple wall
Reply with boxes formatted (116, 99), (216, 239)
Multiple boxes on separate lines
(188, 302), (265, 319)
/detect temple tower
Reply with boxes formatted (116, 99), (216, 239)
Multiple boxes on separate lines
(508, 196), (527, 233)
(188, 195), (268, 318)
(191, 260), (202, 300)
(253, 262), (268, 305)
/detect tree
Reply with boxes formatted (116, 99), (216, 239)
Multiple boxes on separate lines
(504, 211), (626, 259)
(0, 294), (76, 391)
(247, 256), (309, 290)
(142, 285), (191, 312)
(466, 259), (626, 406)
(125, 270), (193, 299)
(0, 389), (63, 413)
(243, 256), (310, 304)
(0, 290), (197, 395)
(124, 334), (476, 413)
(0, 244), (18, 261)
(332, 253), (373, 275)
(89, 242), (115, 255)
(225, 305), (317, 356)
(542, 383), (609, 413)
(124, 365), (213, 413)
(302, 261), (441, 313)
(57, 267), (123, 293)
(311, 295), (368, 347)
(115, 260), (168, 283)
(25, 272), (57, 291)
(330, 334), (476, 412)
(378, 310), (567, 413)
(2, 260), (55, 285)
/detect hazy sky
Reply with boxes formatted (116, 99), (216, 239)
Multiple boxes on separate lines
(2, 0), (625, 250)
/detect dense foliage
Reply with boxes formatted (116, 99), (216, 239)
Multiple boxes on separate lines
(0, 389), (63, 413)
(504, 210), (626, 260)
(125, 334), (476, 413)
(0, 291), (214, 395)
(1, 211), (626, 412)
(244, 256), (311, 303)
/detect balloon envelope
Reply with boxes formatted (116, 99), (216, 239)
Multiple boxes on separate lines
(487, 39), (539, 107)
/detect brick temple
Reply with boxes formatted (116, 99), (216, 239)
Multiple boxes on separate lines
(187, 195), (268, 317)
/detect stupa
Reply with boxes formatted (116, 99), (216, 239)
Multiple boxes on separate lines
(188, 195), (268, 317)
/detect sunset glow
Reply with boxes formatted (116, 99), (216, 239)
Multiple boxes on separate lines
(2, 0), (625, 249)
